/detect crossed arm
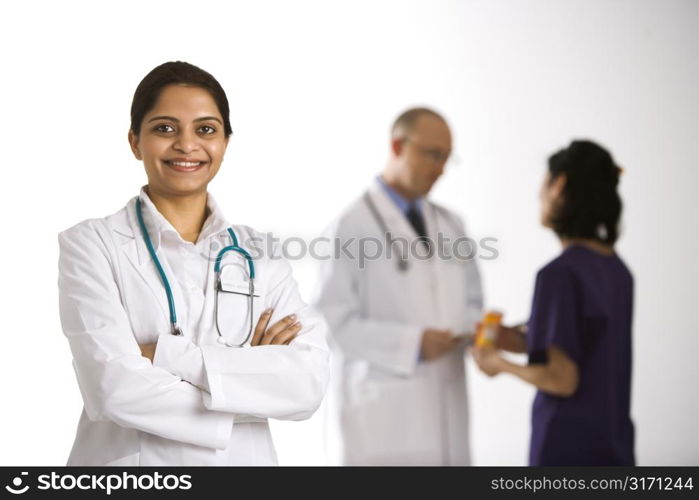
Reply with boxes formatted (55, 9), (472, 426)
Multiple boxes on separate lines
(138, 308), (300, 360)
(58, 224), (330, 450)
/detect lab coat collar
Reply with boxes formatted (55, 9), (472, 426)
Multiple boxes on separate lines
(135, 185), (231, 252)
(368, 177), (435, 240)
(106, 186), (233, 322)
(376, 175), (424, 215)
(111, 186), (231, 269)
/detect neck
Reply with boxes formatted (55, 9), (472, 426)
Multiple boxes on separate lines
(380, 169), (420, 202)
(561, 237), (614, 255)
(144, 185), (209, 243)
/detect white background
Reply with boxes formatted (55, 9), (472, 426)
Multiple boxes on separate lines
(0, 0), (697, 465)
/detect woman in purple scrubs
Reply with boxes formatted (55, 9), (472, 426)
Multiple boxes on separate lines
(472, 140), (635, 465)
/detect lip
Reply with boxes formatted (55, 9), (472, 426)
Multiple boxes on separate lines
(163, 158), (208, 172)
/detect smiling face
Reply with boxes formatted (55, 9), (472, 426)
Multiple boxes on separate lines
(128, 84), (229, 197)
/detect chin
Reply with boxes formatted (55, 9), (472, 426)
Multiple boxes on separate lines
(420, 183), (436, 197)
(159, 180), (210, 195)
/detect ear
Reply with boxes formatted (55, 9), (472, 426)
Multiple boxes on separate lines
(391, 137), (404, 157)
(552, 173), (567, 196)
(128, 129), (142, 160)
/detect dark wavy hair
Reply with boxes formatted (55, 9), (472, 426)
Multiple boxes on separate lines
(130, 61), (232, 138)
(547, 140), (623, 245)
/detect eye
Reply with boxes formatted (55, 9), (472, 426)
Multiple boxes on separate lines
(428, 150), (440, 160)
(198, 125), (217, 135)
(427, 149), (448, 163)
(153, 123), (175, 134)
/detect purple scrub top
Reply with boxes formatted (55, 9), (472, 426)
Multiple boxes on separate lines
(527, 244), (635, 465)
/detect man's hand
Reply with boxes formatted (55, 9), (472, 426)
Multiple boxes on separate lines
(139, 343), (157, 362)
(420, 328), (460, 361)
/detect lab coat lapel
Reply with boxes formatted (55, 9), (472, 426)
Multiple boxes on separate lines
(422, 201), (448, 327)
(367, 180), (418, 241)
(110, 198), (172, 326)
(367, 180), (440, 327)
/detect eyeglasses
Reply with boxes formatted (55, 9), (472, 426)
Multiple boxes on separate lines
(402, 138), (458, 166)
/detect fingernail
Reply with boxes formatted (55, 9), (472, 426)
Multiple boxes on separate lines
(288, 314), (297, 321)
(265, 308), (273, 314)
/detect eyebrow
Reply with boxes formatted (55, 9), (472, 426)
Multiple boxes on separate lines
(147, 115), (223, 125)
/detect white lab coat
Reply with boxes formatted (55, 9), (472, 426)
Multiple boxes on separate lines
(313, 179), (483, 465)
(57, 188), (330, 465)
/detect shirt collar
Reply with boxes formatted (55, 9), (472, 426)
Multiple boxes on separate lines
(136, 185), (230, 251)
(376, 175), (423, 215)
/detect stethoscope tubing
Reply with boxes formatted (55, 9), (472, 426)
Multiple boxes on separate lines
(135, 197), (256, 345)
(362, 190), (463, 272)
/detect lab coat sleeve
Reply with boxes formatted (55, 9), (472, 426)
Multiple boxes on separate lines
(312, 218), (424, 376)
(152, 333), (208, 391)
(57, 223), (233, 450)
(154, 238), (330, 421)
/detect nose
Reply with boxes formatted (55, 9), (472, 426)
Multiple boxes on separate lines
(434, 161), (446, 177)
(173, 127), (200, 154)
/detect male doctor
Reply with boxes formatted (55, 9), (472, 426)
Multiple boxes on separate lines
(314, 107), (483, 465)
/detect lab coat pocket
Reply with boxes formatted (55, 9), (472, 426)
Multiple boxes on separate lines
(215, 275), (264, 347)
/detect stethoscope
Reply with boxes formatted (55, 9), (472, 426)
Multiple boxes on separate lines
(363, 190), (463, 272)
(135, 198), (256, 347)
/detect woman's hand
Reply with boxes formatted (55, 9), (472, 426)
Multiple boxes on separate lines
(470, 345), (505, 377)
(494, 325), (528, 353)
(473, 321), (527, 353)
(139, 343), (157, 362)
(251, 308), (302, 346)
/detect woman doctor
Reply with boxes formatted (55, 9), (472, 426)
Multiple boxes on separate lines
(57, 61), (330, 466)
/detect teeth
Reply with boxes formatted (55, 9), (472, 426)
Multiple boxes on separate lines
(171, 161), (201, 167)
